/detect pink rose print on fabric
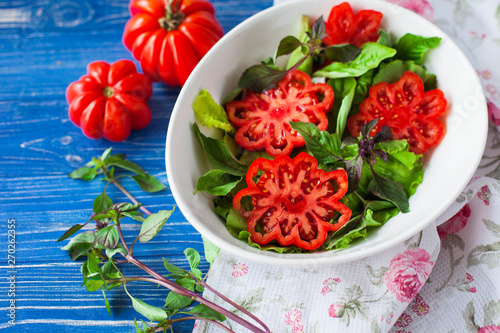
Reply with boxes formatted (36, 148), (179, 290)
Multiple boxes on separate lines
(380, 312), (395, 324)
(466, 273), (474, 282)
(477, 185), (491, 206)
(383, 248), (434, 303)
(488, 102), (500, 126)
(231, 262), (248, 278)
(388, 0), (434, 21)
(285, 309), (303, 327)
(321, 277), (341, 295)
(395, 313), (413, 328)
(478, 326), (500, 333)
(328, 303), (343, 318)
(396, 330), (412, 333)
(469, 287), (477, 293)
(437, 204), (471, 239)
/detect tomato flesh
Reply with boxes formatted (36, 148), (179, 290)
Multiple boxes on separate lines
(347, 71), (447, 154)
(226, 70), (334, 157)
(233, 153), (352, 251)
(323, 2), (383, 47)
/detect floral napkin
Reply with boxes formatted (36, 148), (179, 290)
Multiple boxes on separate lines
(193, 1), (500, 332)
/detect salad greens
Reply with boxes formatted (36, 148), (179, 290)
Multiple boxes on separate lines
(192, 15), (442, 252)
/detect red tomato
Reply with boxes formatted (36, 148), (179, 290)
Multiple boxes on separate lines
(66, 60), (153, 142)
(233, 152), (351, 251)
(123, 0), (224, 87)
(347, 71), (447, 154)
(323, 2), (383, 47)
(226, 70), (334, 157)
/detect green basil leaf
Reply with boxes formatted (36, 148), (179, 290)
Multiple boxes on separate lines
(327, 77), (357, 137)
(105, 244), (128, 259)
(138, 209), (175, 243)
(238, 64), (287, 92)
(352, 69), (375, 105)
(61, 230), (95, 251)
(130, 296), (168, 321)
(276, 35), (302, 58)
(105, 155), (146, 176)
(95, 226), (119, 249)
(377, 29), (392, 47)
(111, 202), (142, 213)
(289, 121), (343, 164)
(93, 192), (113, 214)
(68, 167), (99, 181)
(188, 304), (226, 322)
(163, 258), (186, 275)
(314, 43), (396, 79)
(184, 248), (201, 270)
(202, 236), (220, 265)
(193, 89), (236, 134)
(100, 147), (113, 161)
(132, 173), (167, 193)
(394, 33), (441, 64)
(193, 123), (248, 176)
(164, 291), (193, 309)
(195, 170), (242, 196)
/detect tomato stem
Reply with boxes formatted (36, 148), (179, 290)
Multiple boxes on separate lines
(103, 86), (114, 98)
(159, 0), (185, 31)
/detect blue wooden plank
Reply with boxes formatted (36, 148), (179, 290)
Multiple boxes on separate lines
(0, 0), (274, 332)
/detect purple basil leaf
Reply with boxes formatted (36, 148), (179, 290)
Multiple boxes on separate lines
(367, 173), (409, 213)
(276, 35), (303, 58)
(362, 118), (379, 138)
(373, 149), (388, 163)
(373, 126), (393, 143)
(238, 64), (287, 92)
(324, 44), (361, 63)
(310, 16), (326, 40)
(345, 157), (363, 194)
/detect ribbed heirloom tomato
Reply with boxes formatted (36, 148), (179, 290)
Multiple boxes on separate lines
(66, 60), (153, 142)
(347, 71), (447, 154)
(226, 70), (334, 157)
(233, 153), (352, 251)
(323, 2), (383, 47)
(123, 0), (224, 87)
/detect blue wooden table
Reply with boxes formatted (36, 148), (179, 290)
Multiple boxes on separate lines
(0, 1), (272, 331)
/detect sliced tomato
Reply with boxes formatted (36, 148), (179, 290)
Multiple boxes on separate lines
(323, 2), (383, 47)
(233, 152), (351, 251)
(347, 71), (447, 154)
(226, 70), (334, 157)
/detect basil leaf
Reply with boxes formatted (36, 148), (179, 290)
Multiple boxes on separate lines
(373, 59), (437, 91)
(138, 209), (175, 243)
(105, 155), (146, 176)
(163, 258), (186, 275)
(164, 291), (193, 309)
(345, 156), (363, 194)
(130, 296), (168, 321)
(276, 35), (302, 58)
(68, 167), (99, 181)
(238, 64), (287, 92)
(327, 77), (357, 137)
(377, 30), (392, 47)
(394, 33), (441, 64)
(324, 44), (361, 63)
(195, 170), (242, 196)
(193, 123), (248, 176)
(95, 226), (119, 249)
(289, 121), (343, 164)
(310, 15), (326, 40)
(188, 304), (226, 322)
(367, 173), (409, 213)
(132, 173), (167, 193)
(184, 248), (201, 270)
(57, 223), (88, 242)
(93, 192), (113, 214)
(193, 89), (236, 134)
(202, 236), (220, 265)
(314, 43), (396, 79)
(352, 69), (375, 105)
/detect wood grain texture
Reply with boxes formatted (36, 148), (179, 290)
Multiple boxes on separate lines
(0, 0), (273, 331)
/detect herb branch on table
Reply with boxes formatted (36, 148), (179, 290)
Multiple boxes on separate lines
(58, 148), (270, 333)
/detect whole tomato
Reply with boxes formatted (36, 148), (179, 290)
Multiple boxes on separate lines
(123, 0), (224, 87)
(66, 60), (153, 142)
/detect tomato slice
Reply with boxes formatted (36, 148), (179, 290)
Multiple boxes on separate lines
(233, 153), (351, 251)
(348, 71), (447, 154)
(226, 70), (334, 157)
(323, 2), (382, 47)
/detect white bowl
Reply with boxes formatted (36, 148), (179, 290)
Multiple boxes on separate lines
(165, 0), (488, 266)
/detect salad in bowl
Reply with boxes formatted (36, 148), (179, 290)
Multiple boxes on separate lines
(165, 0), (487, 266)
